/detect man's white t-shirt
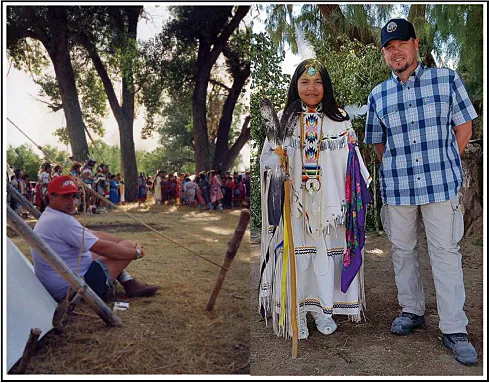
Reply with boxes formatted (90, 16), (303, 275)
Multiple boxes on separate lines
(31, 207), (99, 300)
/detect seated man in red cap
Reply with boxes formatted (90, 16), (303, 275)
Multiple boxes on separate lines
(31, 175), (159, 301)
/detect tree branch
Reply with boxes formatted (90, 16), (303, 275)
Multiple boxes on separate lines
(74, 33), (123, 125)
(209, 78), (231, 91)
(214, 115), (250, 170)
(209, 6), (250, 64)
(29, 94), (64, 112)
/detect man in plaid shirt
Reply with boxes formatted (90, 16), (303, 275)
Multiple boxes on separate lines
(364, 18), (478, 365)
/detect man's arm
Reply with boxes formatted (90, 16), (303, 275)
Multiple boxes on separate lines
(453, 120), (472, 155)
(90, 230), (126, 244)
(374, 143), (385, 162)
(90, 239), (142, 260)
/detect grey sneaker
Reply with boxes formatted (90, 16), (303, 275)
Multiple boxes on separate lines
(312, 312), (337, 335)
(299, 315), (309, 340)
(391, 312), (426, 335)
(442, 333), (478, 365)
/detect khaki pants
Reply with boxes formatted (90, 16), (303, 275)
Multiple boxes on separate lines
(381, 193), (468, 334)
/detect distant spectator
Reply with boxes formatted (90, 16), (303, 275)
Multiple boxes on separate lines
(137, 173), (147, 207)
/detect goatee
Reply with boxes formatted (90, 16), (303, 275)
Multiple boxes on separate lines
(393, 63), (410, 74)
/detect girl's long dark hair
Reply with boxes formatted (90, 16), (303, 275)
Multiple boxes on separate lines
(285, 59), (349, 122)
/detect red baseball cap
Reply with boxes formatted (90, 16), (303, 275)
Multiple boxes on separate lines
(48, 175), (79, 195)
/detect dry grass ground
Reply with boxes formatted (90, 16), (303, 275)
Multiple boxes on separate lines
(250, 221), (484, 376)
(8, 202), (250, 375)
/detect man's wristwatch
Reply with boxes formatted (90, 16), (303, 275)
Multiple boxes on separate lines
(135, 248), (142, 260)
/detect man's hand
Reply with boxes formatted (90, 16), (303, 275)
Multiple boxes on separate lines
(374, 143), (385, 162)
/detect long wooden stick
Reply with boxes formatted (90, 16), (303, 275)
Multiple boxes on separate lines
(7, 183), (41, 219)
(284, 178), (298, 358)
(59, 287), (86, 330)
(7, 206), (121, 327)
(14, 328), (42, 374)
(205, 209), (250, 312)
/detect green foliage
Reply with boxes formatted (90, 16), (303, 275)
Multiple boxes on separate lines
(6, 141), (192, 182)
(6, 143), (73, 180)
(34, 66), (108, 143)
(249, 32), (291, 230)
(6, 7), (51, 75)
(427, 4), (483, 138)
(168, 6), (233, 45)
(137, 148), (194, 177)
(41, 144), (72, 166)
(6, 144), (42, 179)
(87, 140), (122, 174)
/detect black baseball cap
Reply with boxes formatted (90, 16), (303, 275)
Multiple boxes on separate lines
(381, 18), (416, 48)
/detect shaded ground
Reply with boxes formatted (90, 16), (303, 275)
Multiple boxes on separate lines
(250, 221), (484, 376)
(8, 203), (250, 375)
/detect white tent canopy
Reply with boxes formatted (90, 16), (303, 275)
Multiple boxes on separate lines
(6, 237), (57, 372)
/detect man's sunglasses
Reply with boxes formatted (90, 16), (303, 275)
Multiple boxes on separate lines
(58, 193), (80, 199)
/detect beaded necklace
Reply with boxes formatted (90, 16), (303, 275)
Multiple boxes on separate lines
(299, 102), (323, 194)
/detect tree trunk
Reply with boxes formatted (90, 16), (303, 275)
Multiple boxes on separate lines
(119, 74), (138, 201)
(117, 7), (140, 202)
(46, 7), (89, 161)
(192, 6), (250, 173)
(119, 116), (138, 201)
(193, 51), (212, 173)
(80, 6), (141, 201)
(212, 65), (250, 171)
(460, 142), (483, 237)
(317, 4), (376, 46)
(215, 115), (250, 171)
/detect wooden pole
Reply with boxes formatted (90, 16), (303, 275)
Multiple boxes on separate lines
(7, 183), (41, 219)
(7, 205), (121, 327)
(205, 209), (250, 312)
(284, 178), (298, 358)
(14, 328), (41, 374)
(59, 287), (86, 330)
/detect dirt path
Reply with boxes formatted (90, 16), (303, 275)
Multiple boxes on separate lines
(250, 224), (484, 376)
(9, 204), (250, 374)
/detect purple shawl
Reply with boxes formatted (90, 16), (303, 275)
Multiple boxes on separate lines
(341, 142), (371, 293)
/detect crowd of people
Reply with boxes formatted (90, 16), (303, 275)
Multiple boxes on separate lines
(8, 158), (250, 216)
(136, 169), (250, 210)
(8, 160), (125, 215)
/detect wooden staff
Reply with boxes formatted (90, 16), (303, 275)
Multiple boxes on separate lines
(14, 328), (41, 374)
(6, 205), (121, 327)
(7, 183), (41, 219)
(205, 209), (250, 312)
(284, 177), (299, 358)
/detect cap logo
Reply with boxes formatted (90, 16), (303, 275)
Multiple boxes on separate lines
(61, 180), (76, 189)
(387, 21), (397, 33)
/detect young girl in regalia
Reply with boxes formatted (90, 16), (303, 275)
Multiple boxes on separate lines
(259, 59), (372, 342)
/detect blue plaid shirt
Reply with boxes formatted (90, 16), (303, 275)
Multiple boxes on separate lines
(364, 62), (477, 205)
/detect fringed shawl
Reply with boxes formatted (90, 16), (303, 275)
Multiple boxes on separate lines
(341, 142), (371, 293)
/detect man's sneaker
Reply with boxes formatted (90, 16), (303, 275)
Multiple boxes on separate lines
(391, 312), (426, 335)
(442, 333), (478, 365)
